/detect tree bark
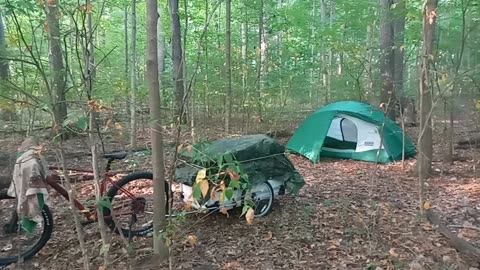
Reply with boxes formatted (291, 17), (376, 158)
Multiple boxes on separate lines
(241, 0), (248, 131)
(0, 9), (9, 80)
(309, 1), (316, 102)
(146, 0), (169, 260)
(225, 0), (232, 133)
(393, 0), (406, 114)
(169, 0), (185, 123)
(417, 0), (438, 214)
(256, 0), (265, 121)
(130, 0), (137, 149)
(45, 0), (67, 126)
(379, 0), (396, 120)
(158, 1), (166, 108)
(124, 5), (129, 80)
(203, 0), (209, 124)
(327, 0), (335, 103)
(320, 0), (327, 102)
(446, 0), (467, 164)
(365, 15), (375, 103)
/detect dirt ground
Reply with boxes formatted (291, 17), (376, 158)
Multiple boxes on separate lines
(1, 119), (480, 270)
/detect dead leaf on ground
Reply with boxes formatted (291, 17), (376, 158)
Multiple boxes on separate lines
(186, 235), (198, 247)
(245, 208), (255, 225)
(263, 231), (273, 241)
(223, 261), (241, 269)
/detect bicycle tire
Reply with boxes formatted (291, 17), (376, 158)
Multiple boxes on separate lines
(0, 190), (53, 266)
(104, 171), (169, 237)
(242, 181), (274, 217)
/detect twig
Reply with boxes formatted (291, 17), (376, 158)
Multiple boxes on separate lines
(448, 225), (480, 232)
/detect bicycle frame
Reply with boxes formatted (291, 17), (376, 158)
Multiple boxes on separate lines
(46, 158), (146, 223)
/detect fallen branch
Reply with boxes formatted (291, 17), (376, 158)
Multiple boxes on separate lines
(448, 225), (480, 232)
(426, 208), (480, 267)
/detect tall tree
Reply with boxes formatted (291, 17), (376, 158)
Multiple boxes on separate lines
(393, 0), (406, 104)
(327, 0), (335, 103)
(225, 0), (232, 133)
(240, 0), (248, 129)
(320, 0), (327, 100)
(124, 3), (129, 82)
(379, 0), (396, 120)
(365, 13), (375, 102)
(309, 0), (316, 101)
(146, 0), (168, 259)
(0, 9), (8, 81)
(417, 0), (438, 214)
(158, 1), (166, 107)
(256, 0), (265, 121)
(45, 0), (67, 126)
(169, 0), (185, 123)
(130, 0), (137, 149)
(446, 0), (468, 164)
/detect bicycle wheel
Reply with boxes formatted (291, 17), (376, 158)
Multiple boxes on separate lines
(0, 190), (53, 266)
(244, 181), (274, 217)
(104, 171), (169, 237)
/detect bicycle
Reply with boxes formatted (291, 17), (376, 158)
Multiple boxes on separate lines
(0, 150), (168, 266)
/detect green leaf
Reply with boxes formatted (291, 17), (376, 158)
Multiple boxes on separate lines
(96, 196), (112, 213)
(224, 187), (234, 200)
(223, 153), (233, 164)
(193, 183), (202, 199)
(229, 178), (240, 189)
(217, 155), (223, 169)
(76, 116), (88, 131)
(241, 205), (251, 217)
(100, 244), (110, 255)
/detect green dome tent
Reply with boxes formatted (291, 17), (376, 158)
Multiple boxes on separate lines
(286, 101), (416, 163)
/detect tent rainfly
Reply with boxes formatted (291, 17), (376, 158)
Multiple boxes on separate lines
(286, 101), (416, 163)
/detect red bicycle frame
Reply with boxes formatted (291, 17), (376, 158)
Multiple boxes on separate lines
(46, 159), (146, 223)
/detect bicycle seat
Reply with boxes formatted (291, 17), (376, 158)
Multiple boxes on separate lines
(104, 151), (127, 160)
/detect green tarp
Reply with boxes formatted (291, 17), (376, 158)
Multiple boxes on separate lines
(175, 134), (305, 194)
(287, 101), (416, 163)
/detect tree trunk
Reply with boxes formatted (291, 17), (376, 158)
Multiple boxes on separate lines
(417, 0), (438, 214)
(446, 1), (467, 164)
(169, 0), (185, 123)
(241, 0), (248, 131)
(225, 0), (232, 133)
(309, 1), (316, 102)
(365, 18), (375, 103)
(45, 0), (67, 126)
(183, 0), (190, 127)
(56, 147), (90, 270)
(379, 0), (396, 120)
(320, 0), (327, 102)
(393, 0), (406, 116)
(327, 0), (335, 103)
(130, 0), (137, 149)
(85, 5), (95, 97)
(146, 0), (169, 260)
(124, 5), (129, 80)
(203, 0), (209, 124)
(158, 7), (166, 106)
(256, 0), (265, 121)
(82, 3), (110, 266)
(0, 10), (9, 80)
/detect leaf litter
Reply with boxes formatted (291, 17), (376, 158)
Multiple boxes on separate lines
(1, 122), (479, 270)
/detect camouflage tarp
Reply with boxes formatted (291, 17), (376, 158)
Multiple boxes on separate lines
(175, 134), (305, 194)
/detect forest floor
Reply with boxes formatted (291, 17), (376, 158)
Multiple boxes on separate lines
(1, 118), (480, 270)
